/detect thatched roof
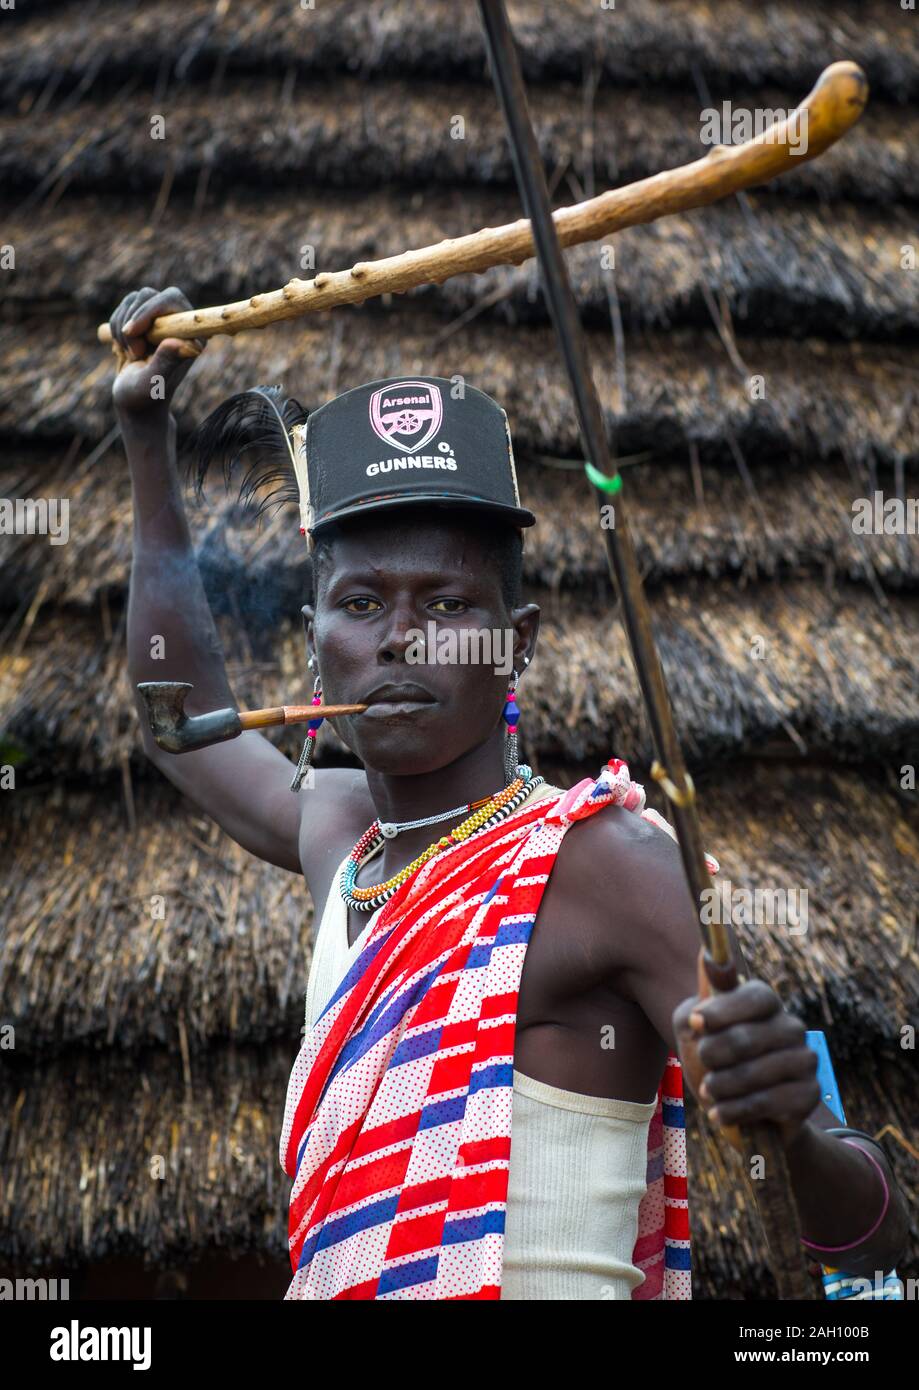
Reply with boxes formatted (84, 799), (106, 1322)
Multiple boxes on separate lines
(3, 312), (918, 478)
(5, 447), (919, 613)
(3, 74), (917, 205)
(1, 0), (916, 1294)
(3, 583), (918, 779)
(5, 0), (919, 101)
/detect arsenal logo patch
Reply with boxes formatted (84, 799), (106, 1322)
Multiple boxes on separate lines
(368, 380), (443, 453)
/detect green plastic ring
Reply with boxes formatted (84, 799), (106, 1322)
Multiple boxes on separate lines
(584, 460), (622, 494)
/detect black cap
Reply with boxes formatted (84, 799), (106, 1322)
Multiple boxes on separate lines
(292, 376), (535, 538)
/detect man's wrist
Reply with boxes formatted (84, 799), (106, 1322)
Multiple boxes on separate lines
(783, 1115), (822, 1164)
(782, 1120), (902, 1267)
(117, 404), (175, 443)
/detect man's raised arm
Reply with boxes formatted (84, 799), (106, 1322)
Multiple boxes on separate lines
(113, 285), (304, 873)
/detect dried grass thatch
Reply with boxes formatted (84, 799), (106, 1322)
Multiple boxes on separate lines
(3, 312), (918, 477)
(0, 782), (310, 1053)
(2, 74), (916, 209)
(0, 1044), (293, 1268)
(3, 446), (918, 614)
(5, 0), (918, 104)
(2, 580), (917, 781)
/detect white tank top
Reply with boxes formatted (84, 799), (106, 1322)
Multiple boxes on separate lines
(303, 785), (655, 1300)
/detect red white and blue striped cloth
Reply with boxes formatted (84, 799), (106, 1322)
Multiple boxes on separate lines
(280, 758), (717, 1299)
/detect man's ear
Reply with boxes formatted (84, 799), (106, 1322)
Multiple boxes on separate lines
(301, 603), (316, 670)
(511, 603), (540, 676)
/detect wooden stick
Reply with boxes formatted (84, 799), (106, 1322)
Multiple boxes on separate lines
(97, 61), (866, 347)
(238, 703), (366, 730)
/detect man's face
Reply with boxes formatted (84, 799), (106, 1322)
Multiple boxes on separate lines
(306, 514), (537, 776)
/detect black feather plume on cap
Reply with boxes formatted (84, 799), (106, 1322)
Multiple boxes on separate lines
(181, 385), (308, 520)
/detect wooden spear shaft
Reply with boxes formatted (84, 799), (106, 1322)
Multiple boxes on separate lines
(97, 59), (866, 348)
(477, 0), (849, 1300)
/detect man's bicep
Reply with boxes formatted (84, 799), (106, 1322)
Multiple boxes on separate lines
(613, 822), (713, 1052)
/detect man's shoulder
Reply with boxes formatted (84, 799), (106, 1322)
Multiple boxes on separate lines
(559, 797), (681, 864)
(550, 798), (686, 922)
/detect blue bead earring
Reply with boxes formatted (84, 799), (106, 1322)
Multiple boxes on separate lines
(503, 668), (521, 785)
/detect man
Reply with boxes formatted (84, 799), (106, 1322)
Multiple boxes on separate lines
(110, 285), (908, 1300)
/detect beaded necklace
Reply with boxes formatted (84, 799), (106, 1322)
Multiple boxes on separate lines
(340, 767), (544, 912)
(378, 796), (482, 839)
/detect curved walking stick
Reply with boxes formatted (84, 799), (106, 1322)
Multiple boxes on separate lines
(474, 0), (862, 1299)
(97, 59), (866, 349)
